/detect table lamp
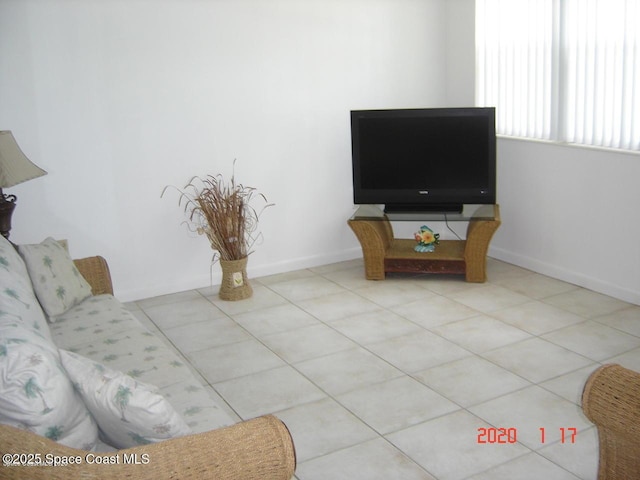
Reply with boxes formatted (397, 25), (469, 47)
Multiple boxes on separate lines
(0, 131), (47, 239)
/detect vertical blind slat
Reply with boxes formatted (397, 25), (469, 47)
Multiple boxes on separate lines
(476, 0), (640, 151)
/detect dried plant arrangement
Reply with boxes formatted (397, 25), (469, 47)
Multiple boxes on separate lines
(162, 163), (273, 263)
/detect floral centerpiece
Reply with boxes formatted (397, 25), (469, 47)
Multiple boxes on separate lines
(414, 225), (440, 252)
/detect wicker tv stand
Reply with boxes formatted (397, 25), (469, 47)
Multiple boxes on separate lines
(348, 204), (501, 283)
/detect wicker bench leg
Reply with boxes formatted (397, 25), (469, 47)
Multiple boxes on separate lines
(464, 209), (501, 282)
(348, 219), (391, 280)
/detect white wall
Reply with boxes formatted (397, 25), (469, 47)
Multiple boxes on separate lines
(436, 0), (640, 305)
(5, 0), (636, 305)
(444, 0), (475, 106)
(1, 0), (449, 301)
(491, 138), (640, 305)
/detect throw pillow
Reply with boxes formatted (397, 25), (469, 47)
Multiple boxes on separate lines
(18, 237), (92, 317)
(59, 349), (192, 449)
(0, 323), (98, 450)
(0, 234), (52, 340)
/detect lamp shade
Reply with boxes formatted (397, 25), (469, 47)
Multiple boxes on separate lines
(0, 131), (47, 188)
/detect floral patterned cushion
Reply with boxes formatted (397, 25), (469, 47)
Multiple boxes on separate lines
(49, 295), (142, 349)
(160, 380), (237, 433)
(0, 322), (98, 450)
(51, 295), (237, 435)
(18, 237), (92, 317)
(0, 236), (96, 449)
(0, 235), (51, 340)
(2, 233), (236, 450)
(60, 349), (192, 448)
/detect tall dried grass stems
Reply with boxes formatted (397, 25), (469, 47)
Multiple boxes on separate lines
(163, 167), (273, 262)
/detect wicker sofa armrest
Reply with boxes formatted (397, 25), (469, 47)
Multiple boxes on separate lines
(582, 364), (640, 479)
(73, 256), (114, 296)
(0, 415), (296, 480)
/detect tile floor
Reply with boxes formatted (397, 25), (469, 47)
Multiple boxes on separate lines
(127, 258), (640, 480)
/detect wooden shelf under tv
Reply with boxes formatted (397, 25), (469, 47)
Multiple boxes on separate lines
(348, 204), (501, 283)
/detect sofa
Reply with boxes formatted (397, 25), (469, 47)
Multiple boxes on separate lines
(0, 234), (296, 479)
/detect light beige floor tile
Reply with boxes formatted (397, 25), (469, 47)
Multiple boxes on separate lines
(136, 289), (204, 309)
(267, 275), (346, 302)
(131, 258), (625, 480)
(467, 452), (581, 480)
(542, 321), (640, 361)
(415, 356), (531, 408)
(296, 437), (437, 480)
(297, 291), (381, 323)
(256, 268), (317, 286)
(366, 329), (472, 373)
(538, 426), (599, 480)
(213, 365), (326, 419)
(205, 282), (288, 315)
(485, 258), (533, 282)
(141, 296), (227, 330)
(261, 323), (357, 363)
(329, 309), (422, 345)
(294, 347), (403, 396)
(497, 272), (578, 300)
(592, 305), (640, 336)
(188, 338), (285, 383)
(321, 265), (379, 290)
(336, 376), (459, 434)
(492, 300), (586, 335)
(468, 386), (592, 450)
(309, 259), (364, 275)
(231, 302), (319, 337)
(543, 288), (632, 319)
(387, 409), (529, 480)
(482, 337), (593, 383)
(422, 275), (485, 296)
(431, 315), (531, 353)
(354, 281), (434, 308)
(603, 347), (640, 371)
(449, 284), (531, 314)
(540, 365), (601, 405)
(275, 397), (377, 462)
(391, 295), (479, 328)
(163, 316), (251, 353)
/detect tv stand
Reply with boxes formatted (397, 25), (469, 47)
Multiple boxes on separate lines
(384, 203), (463, 214)
(348, 204), (501, 282)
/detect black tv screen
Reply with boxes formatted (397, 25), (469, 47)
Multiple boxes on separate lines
(351, 107), (496, 213)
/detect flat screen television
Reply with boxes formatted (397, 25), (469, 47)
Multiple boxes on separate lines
(350, 107), (496, 214)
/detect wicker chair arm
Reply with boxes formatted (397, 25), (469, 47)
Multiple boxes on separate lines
(582, 364), (640, 479)
(73, 256), (114, 296)
(582, 364), (640, 438)
(0, 415), (296, 480)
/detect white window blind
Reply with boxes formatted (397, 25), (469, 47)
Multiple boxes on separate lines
(476, 0), (640, 151)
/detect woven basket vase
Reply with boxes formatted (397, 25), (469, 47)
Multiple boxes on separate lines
(219, 256), (253, 301)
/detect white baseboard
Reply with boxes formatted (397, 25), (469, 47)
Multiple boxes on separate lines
(248, 247), (363, 279)
(120, 245), (638, 306)
(119, 247), (363, 303)
(489, 246), (640, 306)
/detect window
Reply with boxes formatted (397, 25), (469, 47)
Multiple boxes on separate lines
(476, 0), (640, 151)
